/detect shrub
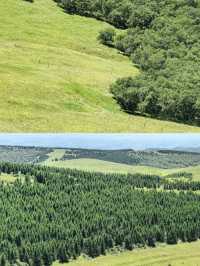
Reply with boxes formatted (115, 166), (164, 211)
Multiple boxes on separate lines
(98, 28), (116, 47)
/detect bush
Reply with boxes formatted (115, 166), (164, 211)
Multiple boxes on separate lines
(97, 28), (116, 47)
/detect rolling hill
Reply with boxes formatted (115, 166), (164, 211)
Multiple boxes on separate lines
(1, 146), (200, 180)
(0, 145), (52, 163)
(43, 157), (200, 181)
(42, 148), (200, 180)
(0, 0), (200, 132)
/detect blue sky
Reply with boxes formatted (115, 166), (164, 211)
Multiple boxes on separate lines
(0, 134), (199, 150)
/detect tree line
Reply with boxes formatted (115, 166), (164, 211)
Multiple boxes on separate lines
(55, 0), (200, 125)
(0, 162), (200, 265)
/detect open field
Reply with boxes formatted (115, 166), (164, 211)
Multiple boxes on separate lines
(54, 241), (200, 266)
(0, 173), (17, 183)
(42, 158), (137, 172)
(0, 0), (200, 132)
(44, 149), (66, 163)
(42, 158), (157, 173)
(43, 157), (200, 180)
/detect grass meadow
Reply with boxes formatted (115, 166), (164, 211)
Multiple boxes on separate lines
(42, 156), (200, 181)
(0, 0), (199, 132)
(53, 241), (200, 266)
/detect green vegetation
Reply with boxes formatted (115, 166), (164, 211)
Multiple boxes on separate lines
(43, 157), (200, 183)
(42, 158), (140, 173)
(44, 149), (66, 163)
(55, 241), (200, 266)
(0, 147), (200, 265)
(0, 0), (200, 132)
(162, 165), (200, 181)
(42, 148), (200, 183)
(62, 149), (200, 168)
(0, 173), (17, 183)
(59, 0), (200, 126)
(1, 162), (200, 265)
(43, 157), (197, 180)
(0, 146), (51, 163)
(1, 146), (200, 182)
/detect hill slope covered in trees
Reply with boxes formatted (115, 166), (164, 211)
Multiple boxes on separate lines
(0, 0), (199, 132)
(1, 162), (200, 265)
(58, 0), (200, 126)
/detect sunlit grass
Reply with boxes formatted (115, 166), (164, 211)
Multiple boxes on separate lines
(0, 0), (199, 131)
(53, 241), (200, 266)
(43, 157), (200, 180)
(0, 173), (17, 183)
(43, 149), (66, 163)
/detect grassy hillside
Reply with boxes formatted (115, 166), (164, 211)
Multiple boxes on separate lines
(0, 0), (200, 132)
(44, 149), (66, 162)
(55, 241), (200, 266)
(43, 158), (200, 180)
(42, 158), (138, 173)
(62, 148), (200, 168)
(0, 146), (198, 180)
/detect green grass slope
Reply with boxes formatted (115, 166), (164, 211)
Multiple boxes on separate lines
(54, 241), (200, 266)
(43, 157), (200, 180)
(0, 0), (200, 132)
(42, 158), (139, 173)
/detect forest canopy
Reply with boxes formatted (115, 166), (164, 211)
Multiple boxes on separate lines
(1, 162), (200, 265)
(56, 0), (200, 124)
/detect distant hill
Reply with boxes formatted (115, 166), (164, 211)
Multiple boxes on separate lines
(0, 146), (52, 163)
(1, 146), (200, 169)
(62, 148), (200, 169)
(147, 147), (200, 154)
(173, 147), (200, 154)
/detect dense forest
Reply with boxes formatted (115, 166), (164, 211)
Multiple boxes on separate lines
(55, 0), (200, 125)
(0, 162), (200, 265)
